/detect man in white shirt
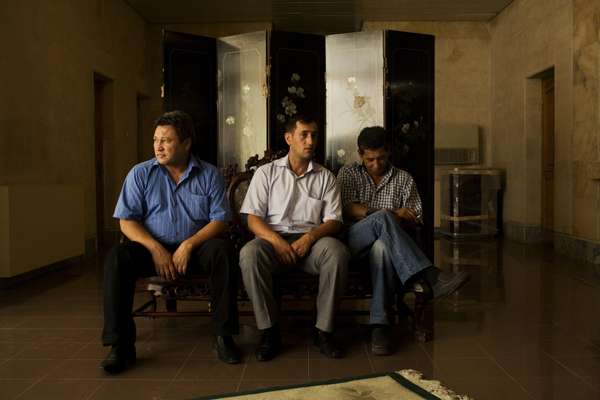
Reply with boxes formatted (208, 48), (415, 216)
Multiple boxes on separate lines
(239, 115), (349, 361)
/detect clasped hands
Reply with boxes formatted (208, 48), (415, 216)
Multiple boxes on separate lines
(272, 232), (315, 266)
(393, 207), (419, 225)
(150, 241), (194, 281)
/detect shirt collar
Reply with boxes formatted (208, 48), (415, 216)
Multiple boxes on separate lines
(151, 155), (202, 179)
(275, 154), (320, 175)
(360, 162), (394, 186)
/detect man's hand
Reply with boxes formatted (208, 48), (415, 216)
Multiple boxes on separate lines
(272, 236), (298, 266)
(290, 233), (315, 259)
(172, 241), (194, 276)
(150, 244), (178, 281)
(393, 208), (418, 224)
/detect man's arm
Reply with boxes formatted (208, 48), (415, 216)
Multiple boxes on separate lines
(393, 175), (423, 225)
(173, 165), (233, 275)
(343, 202), (369, 221)
(247, 214), (298, 265)
(172, 220), (228, 275)
(337, 166), (366, 222)
(120, 219), (178, 281)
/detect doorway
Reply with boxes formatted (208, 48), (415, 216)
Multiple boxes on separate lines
(93, 72), (113, 253)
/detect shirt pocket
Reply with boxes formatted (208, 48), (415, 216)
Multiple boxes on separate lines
(301, 195), (324, 225)
(186, 193), (210, 222)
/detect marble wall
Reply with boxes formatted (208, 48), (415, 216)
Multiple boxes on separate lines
(490, 0), (574, 236)
(571, 0), (600, 240)
(491, 0), (600, 243)
(0, 0), (153, 240)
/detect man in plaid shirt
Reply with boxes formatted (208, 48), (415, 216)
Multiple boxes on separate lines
(337, 126), (468, 356)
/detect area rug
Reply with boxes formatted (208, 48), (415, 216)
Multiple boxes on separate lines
(192, 369), (473, 400)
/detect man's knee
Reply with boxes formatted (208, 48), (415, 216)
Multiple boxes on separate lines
(315, 237), (350, 271)
(368, 239), (394, 273)
(370, 209), (396, 223)
(204, 238), (235, 261)
(239, 238), (271, 272)
(105, 241), (142, 274)
(369, 240), (389, 261)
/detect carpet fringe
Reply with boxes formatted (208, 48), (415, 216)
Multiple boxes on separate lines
(398, 369), (475, 400)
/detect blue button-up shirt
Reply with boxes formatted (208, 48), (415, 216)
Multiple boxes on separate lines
(114, 156), (231, 247)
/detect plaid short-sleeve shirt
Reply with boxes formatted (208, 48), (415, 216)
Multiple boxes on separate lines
(337, 162), (423, 223)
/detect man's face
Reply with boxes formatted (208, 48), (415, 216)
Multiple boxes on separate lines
(153, 125), (190, 167)
(285, 121), (318, 162)
(359, 147), (390, 177)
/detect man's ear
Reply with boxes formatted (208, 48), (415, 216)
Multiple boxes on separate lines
(184, 138), (192, 152)
(284, 131), (293, 146)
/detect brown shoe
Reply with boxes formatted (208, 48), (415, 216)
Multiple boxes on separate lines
(371, 325), (393, 356)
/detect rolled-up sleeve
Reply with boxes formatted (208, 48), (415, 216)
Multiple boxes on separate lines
(240, 166), (269, 218)
(337, 166), (360, 208)
(322, 171), (343, 222)
(404, 177), (423, 224)
(113, 167), (145, 221)
(207, 169), (231, 222)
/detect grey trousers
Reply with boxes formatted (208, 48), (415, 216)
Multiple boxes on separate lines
(239, 235), (350, 332)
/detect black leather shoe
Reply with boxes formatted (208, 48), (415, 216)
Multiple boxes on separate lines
(371, 325), (393, 356)
(101, 345), (136, 374)
(255, 326), (281, 362)
(214, 335), (241, 364)
(432, 270), (470, 299)
(314, 329), (343, 358)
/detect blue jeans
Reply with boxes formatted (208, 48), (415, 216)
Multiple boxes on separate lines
(347, 210), (432, 325)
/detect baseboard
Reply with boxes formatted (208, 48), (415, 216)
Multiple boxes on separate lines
(0, 255), (84, 289)
(503, 221), (544, 243)
(554, 232), (600, 265)
(504, 221), (600, 265)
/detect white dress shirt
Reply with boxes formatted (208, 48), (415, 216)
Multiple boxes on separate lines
(240, 155), (342, 234)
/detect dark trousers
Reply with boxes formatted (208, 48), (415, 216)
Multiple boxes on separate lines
(102, 238), (239, 347)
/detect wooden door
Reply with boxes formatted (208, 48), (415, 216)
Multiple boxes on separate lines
(541, 77), (555, 231)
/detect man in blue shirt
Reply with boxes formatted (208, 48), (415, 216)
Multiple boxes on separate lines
(101, 111), (240, 373)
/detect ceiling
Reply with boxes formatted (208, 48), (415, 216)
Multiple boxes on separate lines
(125, 0), (513, 34)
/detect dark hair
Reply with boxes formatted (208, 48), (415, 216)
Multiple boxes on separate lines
(153, 110), (195, 144)
(357, 126), (391, 153)
(284, 114), (319, 134)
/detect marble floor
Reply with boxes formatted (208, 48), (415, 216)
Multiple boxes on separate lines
(0, 238), (599, 400)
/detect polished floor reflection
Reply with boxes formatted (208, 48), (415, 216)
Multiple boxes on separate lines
(0, 238), (599, 399)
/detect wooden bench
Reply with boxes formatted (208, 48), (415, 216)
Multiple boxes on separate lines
(133, 151), (434, 342)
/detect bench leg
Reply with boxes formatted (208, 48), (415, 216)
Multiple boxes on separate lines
(413, 292), (434, 342)
(166, 299), (177, 312)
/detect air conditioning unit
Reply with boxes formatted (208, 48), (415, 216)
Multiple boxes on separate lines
(435, 124), (480, 164)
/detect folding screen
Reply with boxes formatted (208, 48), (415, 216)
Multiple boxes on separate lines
(217, 32), (268, 169)
(164, 30), (434, 259)
(163, 31), (217, 165)
(217, 31), (326, 169)
(326, 30), (435, 259)
(325, 30), (385, 170)
(268, 32), (326, 163)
